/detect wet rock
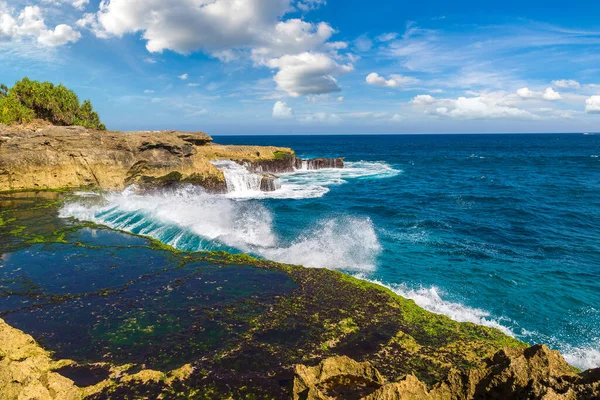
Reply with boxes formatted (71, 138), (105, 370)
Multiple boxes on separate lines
(260, 173), (282, 192)
(295, 157), (344, 170)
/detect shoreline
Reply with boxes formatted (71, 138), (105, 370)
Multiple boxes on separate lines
(1, 190), (599, 398)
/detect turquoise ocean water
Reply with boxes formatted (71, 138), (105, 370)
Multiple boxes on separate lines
(61, 133), (600, 370)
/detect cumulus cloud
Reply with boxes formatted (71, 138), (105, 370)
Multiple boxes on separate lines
(337, 96), (344, 102)
(38, 24), (81, 46)
(517, 87), (534, 98)
(80, 0), (349, 97)
(552, 79), (580, 89)
(272, 101), (294, 119)
(0, 5), (80, 47)
(542, 87), (561, 100)
(366, 73), (419, 89)
(267, 52), (353, 97)
(178, 73), (188, 80)
(585, 96), (600, 113)
(411, 94), (436, 104)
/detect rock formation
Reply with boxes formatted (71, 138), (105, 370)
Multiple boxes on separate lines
(292, 346), (600, 400)
(0, 124), (294, 193)
(0, 124), (345, 193)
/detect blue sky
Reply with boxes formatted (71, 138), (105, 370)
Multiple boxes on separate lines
(2, 0), (600, 134)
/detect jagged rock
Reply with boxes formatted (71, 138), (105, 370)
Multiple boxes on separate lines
(0, 319), (81, 400)
(177, 132), (213, 146)
(292, 346), (600, 400)
(248, 156), (344, 174)
(0, 125), (292, 193)
(293, 356), (385, 400)
(295, 157), (344, 170)
(260, 173), (282, 192)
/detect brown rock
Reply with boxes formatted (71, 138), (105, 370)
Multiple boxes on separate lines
(292, 346), (600, 400)
(0, 319), (81, 400)
(0, 125), (294, 192)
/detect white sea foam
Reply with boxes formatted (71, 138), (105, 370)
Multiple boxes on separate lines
(214, 161), (401, 200)
(562, 344), (600, 371)
(60, 186), (380, 272)
(352, 275), (515, 336)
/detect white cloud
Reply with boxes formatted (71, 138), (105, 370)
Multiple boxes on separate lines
(433, 95), (535, 120)
(272, 101), (294, 119)
(302, 112), (342, 123)
(267, 52), (353, 97)
(296, 0), (326, 12)
(187, 83), (200, 87)
(542, 87), (561, 100)
(376, 32), (398, 42)
(390, 114), (405, 122)
(0, 6), (80, 47)
(366, 72), (419, 89)
(353, 35), (372, 52)
(585, 96), (600, 114)
(552, 79), (580, 89)
(517, 87), (534, 98)
(178, 73), (188, 80)
(38, 24), (81, 46)
(81, 0), (349, 97)
(337, 96), (344, 102)
(411, 94), (436, 104)
(144, 89), (154, 94)
(41, 0), (90, 11)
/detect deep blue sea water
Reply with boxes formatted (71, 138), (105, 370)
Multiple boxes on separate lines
(62, 134), (600, 370)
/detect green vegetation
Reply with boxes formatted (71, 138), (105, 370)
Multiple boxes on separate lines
(0, 78), (105, 129)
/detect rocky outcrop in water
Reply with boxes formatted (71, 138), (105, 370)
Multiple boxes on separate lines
(293, 346), (600, 400)
(0, 124), (294, 193)
(246, 154), (344, 174)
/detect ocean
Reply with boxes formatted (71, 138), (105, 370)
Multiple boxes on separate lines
(61, 133), (600, 370)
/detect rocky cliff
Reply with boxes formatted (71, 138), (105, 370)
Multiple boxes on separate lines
(0, 124), (295, 193)
(0, 124), (345, 193)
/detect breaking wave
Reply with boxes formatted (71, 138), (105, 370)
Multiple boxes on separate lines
(219, 161), (401, 199)
(60, 186), (380, 272)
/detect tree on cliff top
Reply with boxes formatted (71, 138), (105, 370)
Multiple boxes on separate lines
(0, 78), (106, 130)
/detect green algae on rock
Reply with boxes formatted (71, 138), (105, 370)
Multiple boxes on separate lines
(0, 191), (599, 399)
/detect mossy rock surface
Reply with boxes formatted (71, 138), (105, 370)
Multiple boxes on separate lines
(2, 192), (597, 399)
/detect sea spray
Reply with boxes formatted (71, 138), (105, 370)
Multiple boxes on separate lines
(60, 186), (382, 272)
(211, 160), (264, 194)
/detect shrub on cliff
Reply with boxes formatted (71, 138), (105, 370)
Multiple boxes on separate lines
(0, 78), (106, 130)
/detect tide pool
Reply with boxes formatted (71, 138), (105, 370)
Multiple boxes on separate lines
(61, 133), (600, 370)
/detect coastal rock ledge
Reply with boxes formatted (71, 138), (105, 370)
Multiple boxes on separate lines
(0, 124), (343, 193)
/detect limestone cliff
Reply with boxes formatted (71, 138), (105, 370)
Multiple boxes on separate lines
(0, 124), (295, 192)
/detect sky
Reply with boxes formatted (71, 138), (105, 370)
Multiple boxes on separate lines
(1, 0), (600, 134)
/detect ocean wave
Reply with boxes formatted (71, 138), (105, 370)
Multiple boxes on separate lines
(222, 161), (401, 200)
(562, 344), (600, 371)
(60, 186), (380, 272)
(352, 276), (515, 336)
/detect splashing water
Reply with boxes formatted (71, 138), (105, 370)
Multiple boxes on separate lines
(60, 186), (381, 272)
(211, 160), (265, 194)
